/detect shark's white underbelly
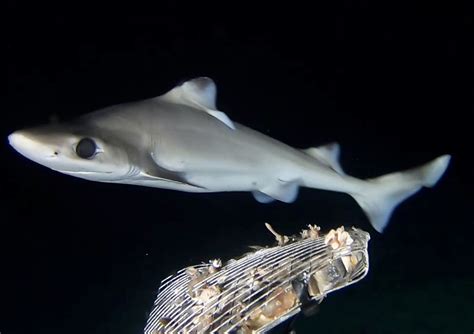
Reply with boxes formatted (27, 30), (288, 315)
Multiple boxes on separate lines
(186, 170), (278, 192)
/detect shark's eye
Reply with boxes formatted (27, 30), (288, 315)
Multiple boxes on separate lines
(76, 138), (97, 159)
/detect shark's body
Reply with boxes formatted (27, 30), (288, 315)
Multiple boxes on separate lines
(8, 77), (451, 232)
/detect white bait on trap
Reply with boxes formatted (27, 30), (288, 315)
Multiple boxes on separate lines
(144, 225), (370, 333)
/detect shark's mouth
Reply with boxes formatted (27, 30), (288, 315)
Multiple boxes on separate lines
(58, 170), (114, 175)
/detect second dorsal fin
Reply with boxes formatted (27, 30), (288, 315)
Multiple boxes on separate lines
(303, 142), (344, 174)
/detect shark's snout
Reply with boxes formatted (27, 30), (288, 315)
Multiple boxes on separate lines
(8, 130), (59, 162)
(9, 130), (34, 154)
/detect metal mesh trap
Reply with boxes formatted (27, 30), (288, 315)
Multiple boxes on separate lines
(144, 225), (370, 333)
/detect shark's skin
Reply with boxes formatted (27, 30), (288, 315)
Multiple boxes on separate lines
(8, 77), (451, 232)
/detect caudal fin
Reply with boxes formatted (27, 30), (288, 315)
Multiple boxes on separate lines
(351, 154), (451, 233)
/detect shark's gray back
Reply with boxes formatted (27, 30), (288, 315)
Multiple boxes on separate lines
(84, 98), (315, 175)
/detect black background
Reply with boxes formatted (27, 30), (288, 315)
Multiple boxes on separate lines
(3, 1), (473, 333)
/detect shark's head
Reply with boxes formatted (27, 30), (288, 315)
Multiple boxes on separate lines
(8, 122), (134, 182)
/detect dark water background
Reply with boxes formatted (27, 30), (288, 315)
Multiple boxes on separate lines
(3, 1), (473, 333)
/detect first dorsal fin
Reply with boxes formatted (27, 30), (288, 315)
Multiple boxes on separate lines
(168, 77), (217, 109)
(303, 142), (344, 174)
(159, 77), (235, 129)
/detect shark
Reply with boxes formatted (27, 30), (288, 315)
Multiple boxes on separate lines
(8, 77), (451, 232)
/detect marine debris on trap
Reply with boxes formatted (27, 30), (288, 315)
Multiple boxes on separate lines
(144, 224), (370, 333)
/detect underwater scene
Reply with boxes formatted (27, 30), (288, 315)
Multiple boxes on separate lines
(3, 2), (472, 334)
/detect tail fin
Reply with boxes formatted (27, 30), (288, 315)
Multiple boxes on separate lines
(351, 155), (451, 233)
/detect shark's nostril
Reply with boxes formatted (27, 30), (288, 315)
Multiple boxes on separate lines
(48, 151), (59, 158)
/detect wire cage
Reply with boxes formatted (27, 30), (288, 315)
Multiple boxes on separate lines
(144, 225), (370, 334)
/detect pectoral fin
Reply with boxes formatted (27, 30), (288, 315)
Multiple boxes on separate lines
(140, 154), (206, 189)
